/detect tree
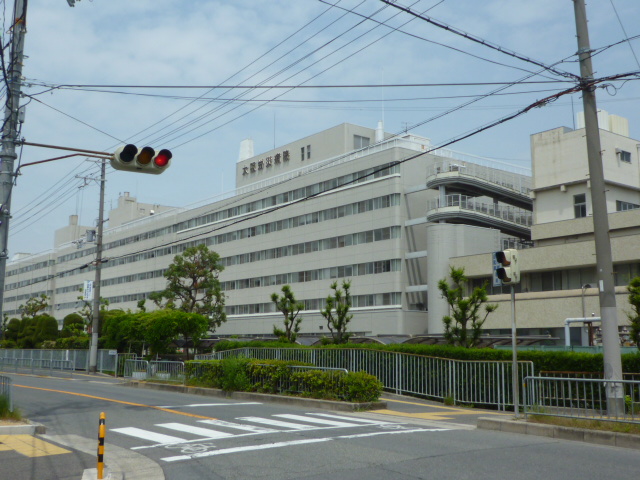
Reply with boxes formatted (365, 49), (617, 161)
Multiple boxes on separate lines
(321, 280), (353, 344)
(19, 294), (49, 319)
(438, 266), (497, 348)
(34, 315), (59, 343)
(144, 310), (209, 360)
(77, 289), (109, 335)
(61, 313), (86, 338)
(101, 311), (147, 354)
(627, 276), (640, 350)
(150, 244), (226, 333)
(271, 285), (304, 343)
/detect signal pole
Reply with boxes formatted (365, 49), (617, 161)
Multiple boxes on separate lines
(573, 0), (624, 413)
(0, 0), (27, 318)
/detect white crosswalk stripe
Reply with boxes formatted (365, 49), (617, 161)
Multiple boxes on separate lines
(157, 423), (235, 439)
(111, 413), (407, 448)
(198, 419), (279, 433)
(111, 427), (187, 445)
(273, 414), (365, 427)
(236, 416), (317, 430)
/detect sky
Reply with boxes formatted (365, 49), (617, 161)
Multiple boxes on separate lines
(5, 0), (640, 256)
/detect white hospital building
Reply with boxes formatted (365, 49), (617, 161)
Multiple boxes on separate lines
(5, 112), (639, 345)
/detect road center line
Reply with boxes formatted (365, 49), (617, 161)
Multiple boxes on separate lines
(14, 384), (217, 420)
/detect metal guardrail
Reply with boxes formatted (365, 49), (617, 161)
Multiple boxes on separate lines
(0, 375), (12, 412)
(427, 194), (533, 226)
(122, 359), (186, 383)
(0, 356), (74, 374)
(195, 348), (534, 410)
(0, 348), (117, 373)
(427, 160), (532, 194)
(523, 376), (640, 424)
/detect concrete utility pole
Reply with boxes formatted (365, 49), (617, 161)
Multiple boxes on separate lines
(0, 0), (27, 318)
(88, 158), (106, 373)
(573, 0), (624, 413)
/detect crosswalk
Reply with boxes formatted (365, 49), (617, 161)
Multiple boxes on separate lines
(112, 413), (398, 448)
(112, 412), (453, 463)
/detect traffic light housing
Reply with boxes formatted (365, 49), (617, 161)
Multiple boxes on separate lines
(494, 249), (520, 285)
(111, 144), (172, 175)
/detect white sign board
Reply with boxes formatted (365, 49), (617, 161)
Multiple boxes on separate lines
(83, 280), (94, 301)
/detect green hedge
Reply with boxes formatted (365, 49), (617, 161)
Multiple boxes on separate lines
(186, 358), (383, 403)
(212, 340), (640, 374)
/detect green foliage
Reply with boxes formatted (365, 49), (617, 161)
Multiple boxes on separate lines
(34, 315), (59, 343)
(143, 309), (209, 359)
(100, 311), (146, 354)
(61, 313), (86, 338)
(0, 395), (21, 420)
(271, 285), (303, 343)
(149, 244), (226, 333)
(438, 266), (497, 348)
(219, 357), (251, 392)
(55, 336), (91, 349)
(19, 294), (49, 319)
(321, 280), (353, 344)
(4, 318), (20, 342)
(627, 276), (640, 350)
(185, 359), (383, 402)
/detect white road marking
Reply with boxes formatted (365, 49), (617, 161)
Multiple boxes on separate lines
(111, 427), (186, 445)
(198, 419), (279, 433)
(157, 402), (262, 408)
(307, 413), (396, 425)
(273, 414), (363, 427)
(162, 438), (332, 462)
(235, 416), (316, 430)
(157, 423), (234, 439)
(160, 428), (451, 462)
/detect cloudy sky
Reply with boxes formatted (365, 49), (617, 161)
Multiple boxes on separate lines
(6, 0), (640, 255)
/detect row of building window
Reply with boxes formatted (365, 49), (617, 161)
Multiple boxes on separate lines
(174, 162), (399, 233)
(221, 226), (400, 267)
(54, 193), (400, 283)
(3, 290), (51, 305)
(222, 259), (401, 291)
(6, 260), (54, 278)
(226, 292), (402, 315)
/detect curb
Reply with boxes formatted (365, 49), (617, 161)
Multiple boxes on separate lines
(0, 420), (46, 435)
(123, 381), (387, 412)
(477, 417), (640, 450)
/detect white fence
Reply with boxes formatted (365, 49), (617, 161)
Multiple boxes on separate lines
(524, 376), (640, 424)
(123, 359), (185, 382)
(195, 348), (534, 410)
(0, 349), (119, 374)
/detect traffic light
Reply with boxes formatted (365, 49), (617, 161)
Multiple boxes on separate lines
(111, 144), (172, 175)
(494, 249), (520, 285)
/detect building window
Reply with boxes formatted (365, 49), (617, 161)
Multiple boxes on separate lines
(574, 193), (587, 218)
(617, 149), (631, 163)
(306, 145), (311, 159)
(301, 147), (305, 161)
(354, 135), (370, 149)
(616, 200), (640, 212)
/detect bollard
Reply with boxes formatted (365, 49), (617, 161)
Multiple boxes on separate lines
(97, 412), (106, 479)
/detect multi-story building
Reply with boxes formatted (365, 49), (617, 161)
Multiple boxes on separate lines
(452, 111), (640, 346)
(4, 122), (531, 337)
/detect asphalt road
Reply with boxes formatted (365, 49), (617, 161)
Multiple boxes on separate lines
(3, 371), (639, 480)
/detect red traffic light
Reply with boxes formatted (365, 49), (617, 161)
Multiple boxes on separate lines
(111, 145), (172, 175)
(154, 149), (172, 167)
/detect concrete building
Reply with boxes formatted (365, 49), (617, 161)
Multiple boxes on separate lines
(7, 113), (637, 346)
(451, 111), (640, 346)
(3, 122), (530, 336)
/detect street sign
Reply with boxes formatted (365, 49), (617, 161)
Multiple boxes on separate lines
(83, 280), (94, 301)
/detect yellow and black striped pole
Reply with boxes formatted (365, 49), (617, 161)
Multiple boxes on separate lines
(97, 412), (106, 479)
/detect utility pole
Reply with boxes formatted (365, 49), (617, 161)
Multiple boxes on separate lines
(0, 0), (27, 318)
(573, 0), (624, 414)
(88, 158), (106, 373)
